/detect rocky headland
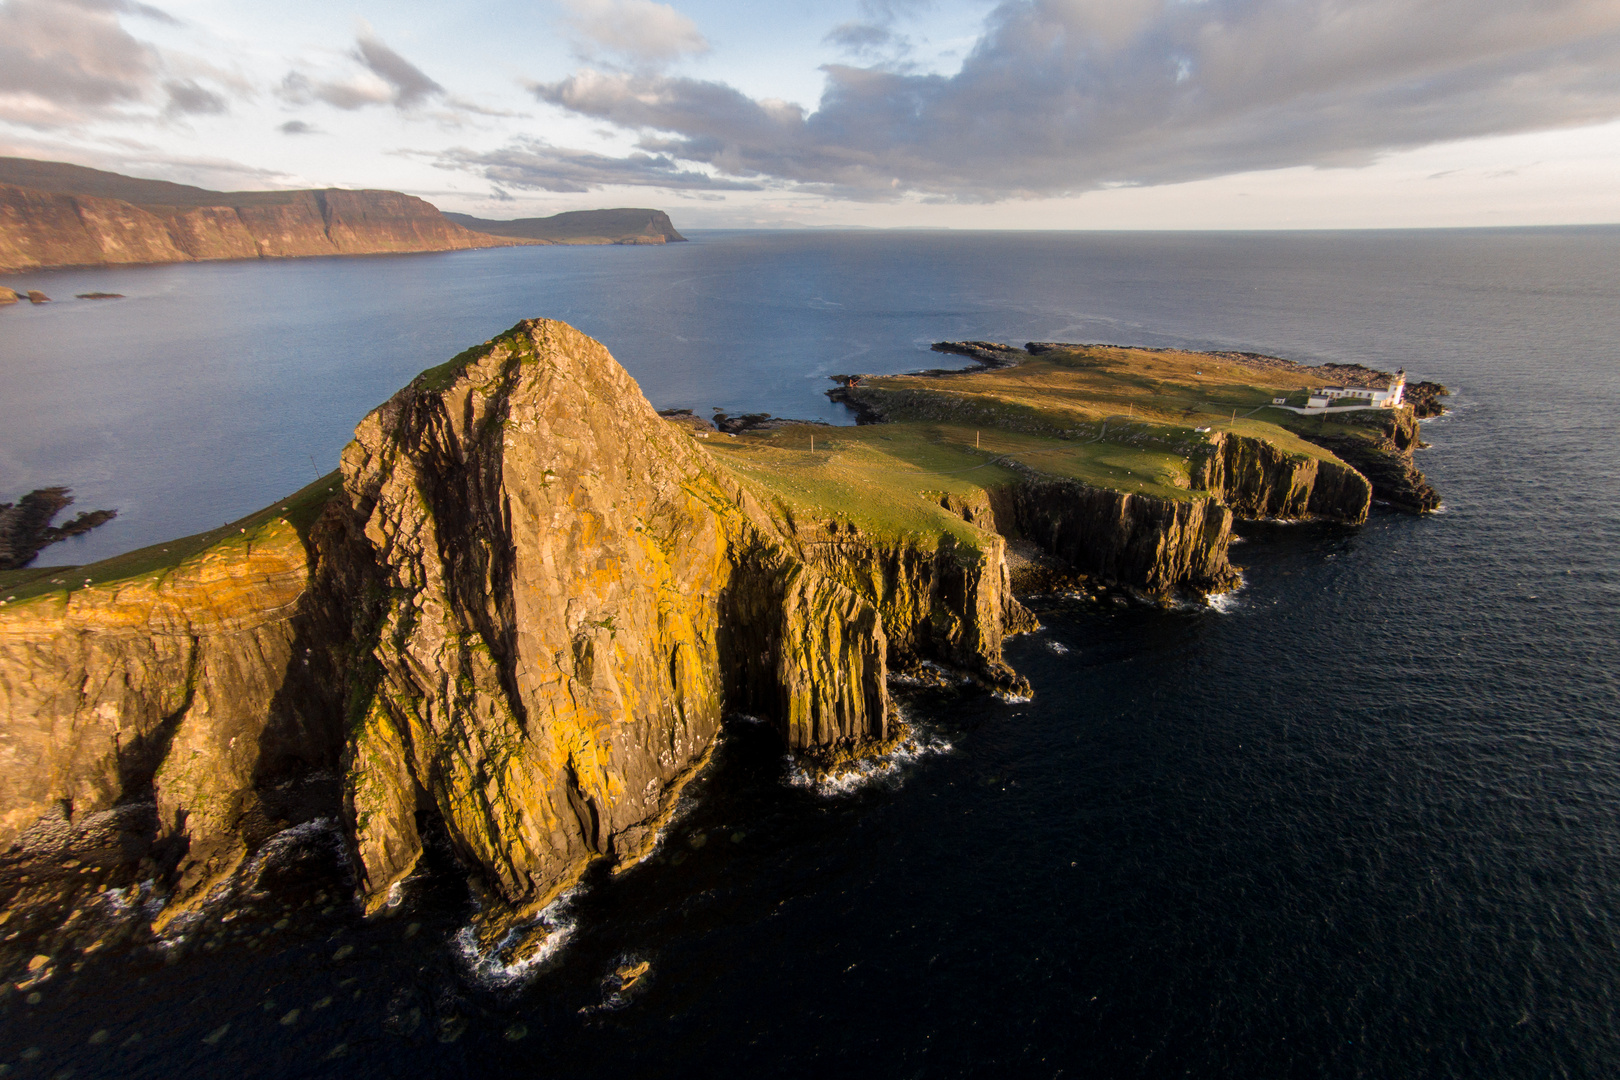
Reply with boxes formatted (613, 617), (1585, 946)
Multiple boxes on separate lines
(0, 322), (1441, 976)
(0, 158), (686, 273)
(443, 209), (686, 245)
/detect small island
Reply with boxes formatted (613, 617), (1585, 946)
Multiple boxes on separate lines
(0, 320), (1442, 976)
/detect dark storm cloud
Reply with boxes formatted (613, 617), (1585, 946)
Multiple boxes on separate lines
(431, 138), (761, 193)
(532, 0), (1620, 200)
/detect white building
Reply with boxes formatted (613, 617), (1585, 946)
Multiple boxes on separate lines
(1307, 371), (1406, 410)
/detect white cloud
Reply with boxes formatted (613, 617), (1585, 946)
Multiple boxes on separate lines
(563, 0), (709, 65)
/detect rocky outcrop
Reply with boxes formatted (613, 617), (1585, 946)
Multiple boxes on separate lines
(1194, 433), (1371, 523)
(327, 321), (933, 914)
(1404, 381), (1450, 419)
(991, 474), (1239, 596)
(0, 516), (349, 920)
(333, 320), (745, 912)
(0, 182), (522, 273)
(1295, 409), (1440, 512)
(445, 208), (687, 245)
(0, 488), (117, 570)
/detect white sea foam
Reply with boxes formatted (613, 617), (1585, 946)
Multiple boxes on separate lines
(454, 884), (583, 989)
(785, 716), (952, 798)
(1206, 586), (1243, 613)
(1045, 640), (1071, 655)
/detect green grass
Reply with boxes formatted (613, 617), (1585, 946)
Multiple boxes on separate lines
(784, 343), (1358, 529)
(0, 470), (341, 605)
(701, 410), (1218, 552)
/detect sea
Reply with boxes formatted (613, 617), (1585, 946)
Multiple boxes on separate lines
(1, 228), (1618, 1078)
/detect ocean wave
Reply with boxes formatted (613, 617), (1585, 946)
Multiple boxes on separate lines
(454, 884), (583, 989)
(785, 717), (953, 798)
(1045, 640), (1071, 655)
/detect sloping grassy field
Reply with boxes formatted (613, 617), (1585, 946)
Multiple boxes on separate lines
(0, 471), (340, 605)
(702, 344), (1378, 535)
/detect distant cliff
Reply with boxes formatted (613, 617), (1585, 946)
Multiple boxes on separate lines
(0, 158), (667, 273)
(0, 183), (522, 274)
(445, 208), (687, 245)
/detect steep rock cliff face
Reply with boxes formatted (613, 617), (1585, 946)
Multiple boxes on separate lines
(0, 319), (1040, 925)
(335, 321), (739, 912)
(717, 525), (890, 754)
(991, 473), (1238, 596)
(332, 321), (902, 914)
(1294, 410), (1441, 512)
(0, 518), (347, 919)
(0, 183), (517, 272)
(777, 512), (1034, 693)
(1195, 433), (1372, 523)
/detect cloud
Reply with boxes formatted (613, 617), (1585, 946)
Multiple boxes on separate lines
(825, 23), (898, 55)
(279, 118), (319, 135)
(352, 32), (443, 107)
(164, 78), (225, 115)
(563, 0), (709, 64)
(430, 137), (760, 193)
(278, 31), (444, 112)
(534, 0), (1620, 201)
(0, 0), (158, 124)
(0, 0), (245, 128)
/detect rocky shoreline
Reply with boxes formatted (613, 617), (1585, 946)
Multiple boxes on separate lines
(0, 322), (1444, 985)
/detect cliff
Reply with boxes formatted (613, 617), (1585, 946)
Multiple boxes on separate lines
(0, 158), (694, 272)
(0, 180), (524, 273)
(0, 489), (350, 922)
(0, 322), (1431, 944)
(0, 322), (953, 933)
(445, 209), (687, 245)
(1280, 408), (1440, 512)
(331, 321), (897, 915)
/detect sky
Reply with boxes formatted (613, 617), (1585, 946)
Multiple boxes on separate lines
(2, 0), (1619, 228)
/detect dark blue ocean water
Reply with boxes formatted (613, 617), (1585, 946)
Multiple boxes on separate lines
(2, 229), (1619, 1077)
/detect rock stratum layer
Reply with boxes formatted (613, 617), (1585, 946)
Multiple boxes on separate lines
(0, 322), (1433, 940)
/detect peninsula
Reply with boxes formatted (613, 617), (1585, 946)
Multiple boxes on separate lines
(0, 158), (685, 273)
(0, 321), (1441, 973)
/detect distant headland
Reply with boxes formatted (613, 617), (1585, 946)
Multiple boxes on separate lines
(0, 157), (685, 274)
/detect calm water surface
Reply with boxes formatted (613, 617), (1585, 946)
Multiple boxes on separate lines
(1, 228), (1618, 1077)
